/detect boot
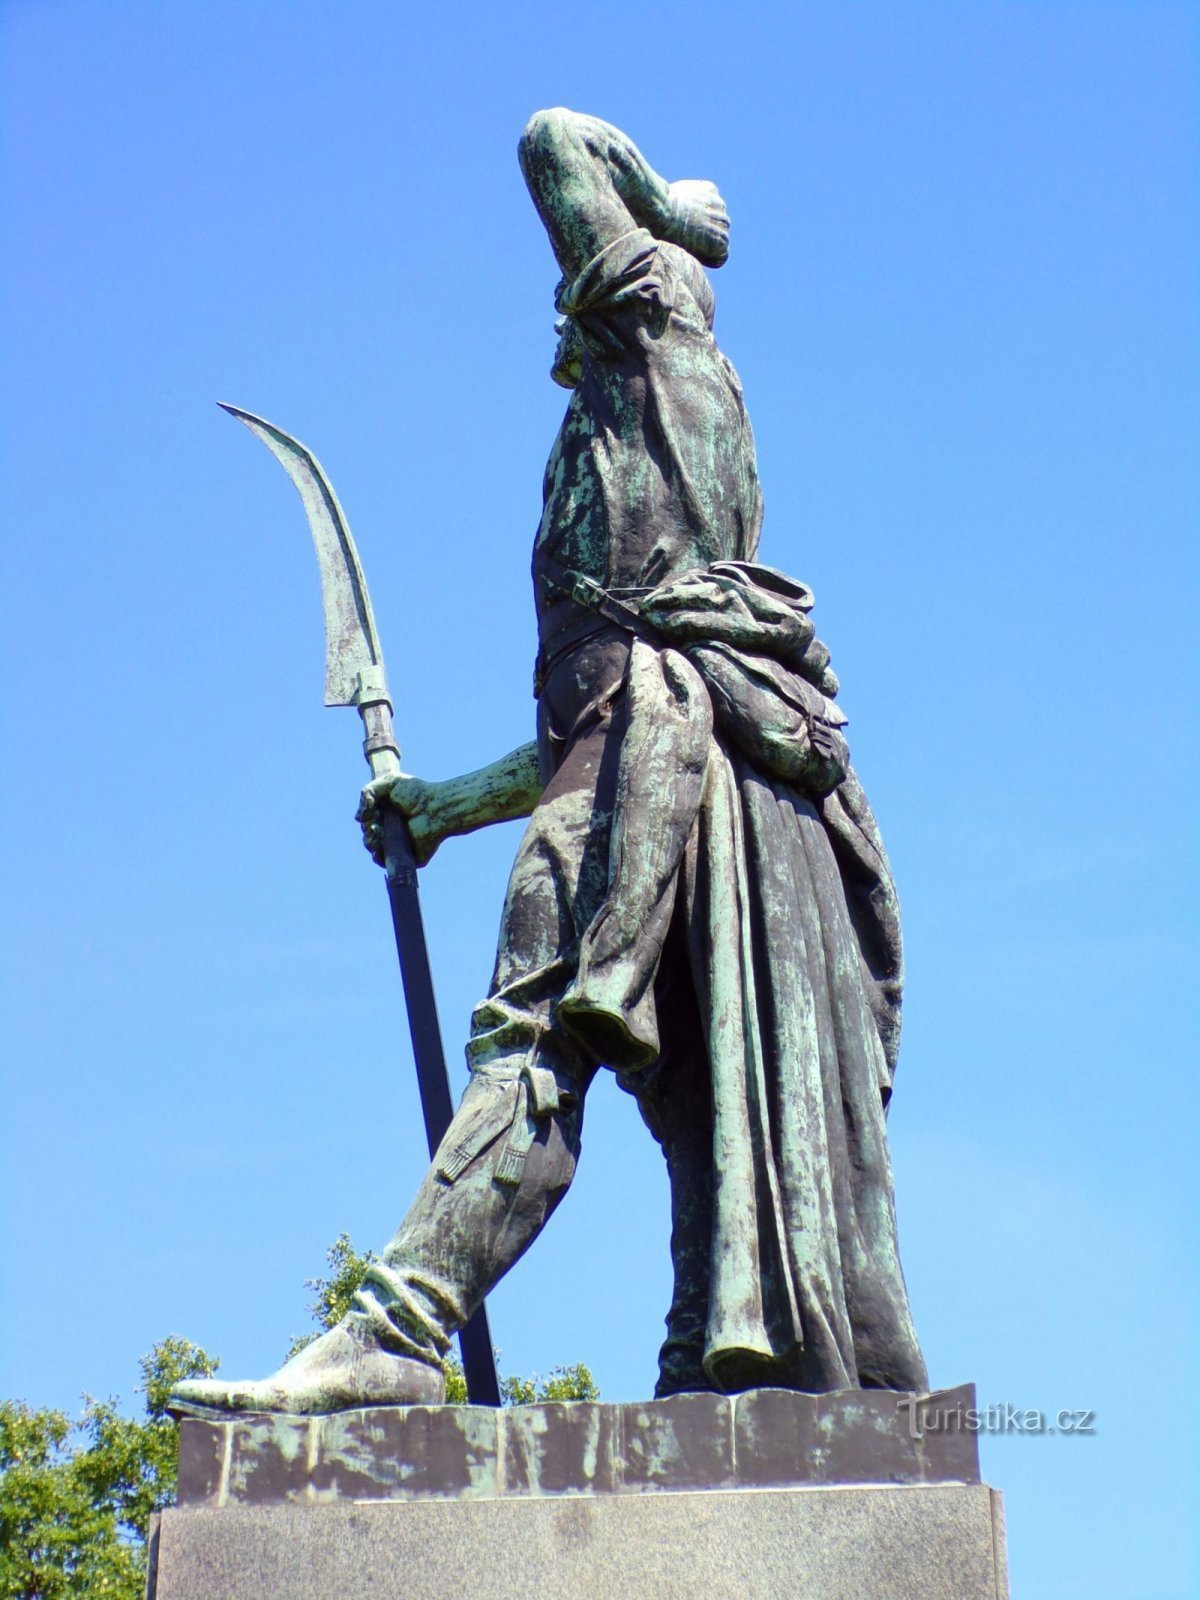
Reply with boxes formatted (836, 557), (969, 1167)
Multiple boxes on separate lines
(166, 1313), (445, 1418)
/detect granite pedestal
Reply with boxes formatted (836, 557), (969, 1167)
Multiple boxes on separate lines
(149, 1384), (1008, 1598)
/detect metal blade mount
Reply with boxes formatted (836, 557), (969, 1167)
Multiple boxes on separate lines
(218, 402), (384, 707)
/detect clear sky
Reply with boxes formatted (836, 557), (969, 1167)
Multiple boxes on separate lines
(2, 3), (1196, 1596)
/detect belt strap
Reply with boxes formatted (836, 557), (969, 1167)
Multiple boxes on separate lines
(540, 556), (660, 644)
(535, 558), (660, 697)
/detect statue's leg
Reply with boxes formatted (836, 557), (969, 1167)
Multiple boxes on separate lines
(165, 1066), (588, 1418)
(354, 710), (625, 1363)
(629, 912), (716, 1398)
(646, 1078), (715, 1397)
(168, 710), (622, 1419)
(352, 1059), (590, 1369)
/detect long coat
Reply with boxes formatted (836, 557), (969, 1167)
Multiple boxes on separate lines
(512, 224), (926, 1391)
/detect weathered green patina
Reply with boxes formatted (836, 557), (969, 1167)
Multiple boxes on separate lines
(171, 108), (925, 1419)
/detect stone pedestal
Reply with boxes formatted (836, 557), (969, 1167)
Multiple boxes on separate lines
(149, 1384), (1009, 1599)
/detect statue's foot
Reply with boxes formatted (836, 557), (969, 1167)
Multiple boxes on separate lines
(166, 1318), (446, 1418)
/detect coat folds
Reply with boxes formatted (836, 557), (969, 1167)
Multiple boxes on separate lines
(562, 566), (925, 1392)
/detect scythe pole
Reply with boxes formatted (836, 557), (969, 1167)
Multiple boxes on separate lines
(218, 402), (501, 1408)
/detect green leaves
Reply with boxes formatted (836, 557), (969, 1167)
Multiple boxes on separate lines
(525, 1363), (601, 1403)
(443, 1354), (470, 1405)
(287, 1232), (378, 1359)
(0, 1338), (216, 1600)
(499, 1364), (600, 1405)
(441, 1355), (599, 1406)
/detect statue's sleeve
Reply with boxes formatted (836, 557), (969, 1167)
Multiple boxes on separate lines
(519, 109), (676, 279)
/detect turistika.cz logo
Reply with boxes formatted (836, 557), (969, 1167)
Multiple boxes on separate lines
(896, 1397), (1096, 1439)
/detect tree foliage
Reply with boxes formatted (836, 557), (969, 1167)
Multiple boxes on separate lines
(0, 1338), (216, 1600)
(1, 1237), (597, 1598)
(286, 1231), (378, 1358)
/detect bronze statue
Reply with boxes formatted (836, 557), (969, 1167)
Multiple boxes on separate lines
(170, 108), (926, 1417)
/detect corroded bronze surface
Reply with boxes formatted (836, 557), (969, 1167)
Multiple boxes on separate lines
(177, 1386), (981, 1506)
(172, 108), (927, 1421)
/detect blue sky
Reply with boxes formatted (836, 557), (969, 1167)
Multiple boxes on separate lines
(2, 2), (1196, 1595)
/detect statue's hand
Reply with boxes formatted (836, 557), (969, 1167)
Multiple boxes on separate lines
(356, 775), (451, 869)
(666, 179), (730, 268)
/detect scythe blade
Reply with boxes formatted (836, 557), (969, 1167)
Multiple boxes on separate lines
(217, 402), (385, 711)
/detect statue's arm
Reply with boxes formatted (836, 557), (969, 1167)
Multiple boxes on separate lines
(518, 108), (728, 280)
(358, 742), (543, 867)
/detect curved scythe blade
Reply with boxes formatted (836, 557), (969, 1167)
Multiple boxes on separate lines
(217, 402), (384, 708)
